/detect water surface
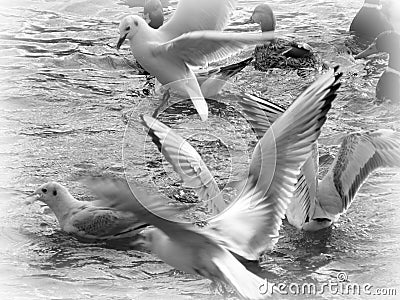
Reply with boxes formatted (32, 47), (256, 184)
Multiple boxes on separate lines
(1, 0), (399, 299)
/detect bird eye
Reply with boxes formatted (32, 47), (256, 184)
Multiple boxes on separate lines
(42, 188), (47, 193)
(53, 190), (57, 196)
(134, 20), (138, 26)
(126, 26), (131, 31)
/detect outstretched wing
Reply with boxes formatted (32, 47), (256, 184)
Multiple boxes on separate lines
(318, 129), (400, 215)
(152, 31), (275, 66)
(238, 91), (320, 230)
(159, 0), (237, 39)
(141, 115), (225, 215)
(238, 93), (286, 139)
(207, 68), (342, 260)
(87, 177), (267, 300)
(86, 178), (214, 247)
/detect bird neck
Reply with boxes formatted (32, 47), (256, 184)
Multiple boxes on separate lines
(363, 0), (381, 9)
(46, 191), (82, 226)
(260, 20), (276, 33)
(388, 54), (400, 73)
(132, 24), (160, 48)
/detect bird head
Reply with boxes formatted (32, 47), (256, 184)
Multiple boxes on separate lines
(30, 182), (66, 205)
(249, 3), (276, 32)
(117, 15), (147, 50)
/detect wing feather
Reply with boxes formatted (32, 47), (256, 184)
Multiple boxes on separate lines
(238, 93), (286, 139)
(153, 31), (275, 66)
(141, 115), (226, 215)
(319, 129), (400, 213)
(86, 177), (215, 247)
(159, 0), (238, 39)
(285, 143), (319, 229)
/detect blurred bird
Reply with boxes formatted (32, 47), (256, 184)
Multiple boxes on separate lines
(355, 31), (400, 102)
(30, 182), (148, 240)
(116, 0), (275, 121)
(248, 3), (325, 74)
(350, 0), (393, 40)
(239, 93), (400, 231)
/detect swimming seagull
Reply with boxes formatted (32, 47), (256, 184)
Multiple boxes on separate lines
(86, 68), (339, 298)
(239, 92), (400, 231)
(116, 0), (275, 121)
(30, 182), (148, 240)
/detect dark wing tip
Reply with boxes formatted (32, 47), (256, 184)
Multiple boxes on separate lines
(141, 115), (163, 153)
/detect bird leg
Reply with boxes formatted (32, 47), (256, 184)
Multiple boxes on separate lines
(152, 88), (170, 118)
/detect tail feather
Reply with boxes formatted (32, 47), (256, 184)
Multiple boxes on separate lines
(200, 57), (253, 98)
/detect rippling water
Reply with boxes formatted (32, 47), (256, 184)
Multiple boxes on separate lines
(1, 0), (400, 299)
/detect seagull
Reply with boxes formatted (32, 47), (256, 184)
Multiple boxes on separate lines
(239, 90), (400, 231)
(248, 3), (325, 74)
(116, 0), (275, 121)
(355, 31), (400, 102)
(30, 182), (148, 240)
(87, 68), (340, 298)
